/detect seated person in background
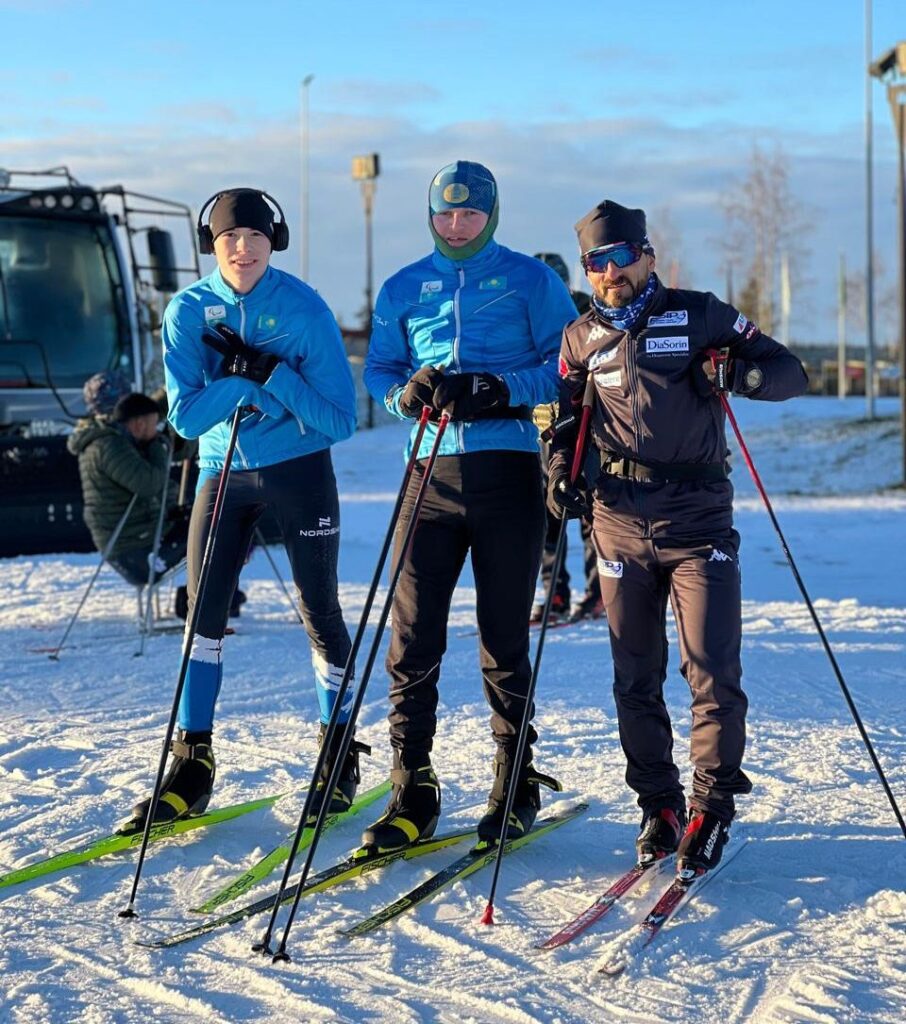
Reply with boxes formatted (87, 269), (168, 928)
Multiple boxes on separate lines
(68, 391), (188, 586)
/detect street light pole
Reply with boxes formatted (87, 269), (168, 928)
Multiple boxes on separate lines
(864, 0), (877, 418)
(870, 41), (906, 485)
(300, 74), (314, 281)
(352, 153), (381, 429)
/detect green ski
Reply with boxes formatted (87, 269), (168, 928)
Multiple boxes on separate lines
(190, 779), (391, 914)
(341, 802), (588, 937)
(0, 793), (283, 891)
(136, 826), (476, 949)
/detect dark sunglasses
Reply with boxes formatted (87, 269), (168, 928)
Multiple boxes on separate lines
(581, 243), (645, 273)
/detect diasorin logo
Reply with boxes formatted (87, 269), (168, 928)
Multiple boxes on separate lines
(645, 337), (689, 355)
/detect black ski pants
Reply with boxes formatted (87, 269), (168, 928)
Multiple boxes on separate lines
(386, 451), (545, 761)
(187, 449), (351, 669)
(593, 528), (752, 821)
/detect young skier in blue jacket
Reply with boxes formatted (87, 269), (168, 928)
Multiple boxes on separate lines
(361, 161), (577, 851)
(127, 188), (363, 827)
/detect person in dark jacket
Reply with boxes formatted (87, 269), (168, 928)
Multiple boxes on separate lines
(530, 253), (602, 624)
(548, 200), (808, 878)
(361, 161), (577, 853)
(68, 391), (187, 584)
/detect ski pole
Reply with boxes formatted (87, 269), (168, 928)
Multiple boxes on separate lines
(707, 350), (906, 841)
(481, 375), (597, 926)
(261, 409), (449, 963)
(249, 405), (430, 957)
(48, 494), (139, 661)
(118, 405), (244, 919)
(135, 440), (175, 656)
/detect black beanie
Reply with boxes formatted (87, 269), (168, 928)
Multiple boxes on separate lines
(574, 200), (649, 255)
(113, 392), (160, 423)
(209, 190), (275, 243)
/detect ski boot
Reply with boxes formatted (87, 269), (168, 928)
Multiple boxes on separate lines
(530, 593), (570, 625)
(360, 752), (440, 854)
(676, 810), (731, 879)
(306, 723), (371, 824)
(123, 730), (215, 832)
(635, 803), (686, 866)
(476, 748), (561, 844)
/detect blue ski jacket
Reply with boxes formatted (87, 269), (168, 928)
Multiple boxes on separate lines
(364, 240), (576, 459)
(162, 265), (356, 474)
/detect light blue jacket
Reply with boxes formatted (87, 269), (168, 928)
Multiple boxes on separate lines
(364, 240), (576, 459)
(162, 265), (356, 473)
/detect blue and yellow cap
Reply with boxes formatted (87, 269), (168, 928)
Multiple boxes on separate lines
(429, 161), (497, 216)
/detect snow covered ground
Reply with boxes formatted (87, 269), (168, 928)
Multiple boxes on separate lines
(1, 396), (904, 1024)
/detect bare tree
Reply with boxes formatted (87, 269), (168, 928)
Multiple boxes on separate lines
(649, 205), (687, 288)
(844, 254), (898, 354)
(720, 145), (812, 336)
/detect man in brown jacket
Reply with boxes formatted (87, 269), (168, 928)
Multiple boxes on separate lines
(548, 200), (807, 879)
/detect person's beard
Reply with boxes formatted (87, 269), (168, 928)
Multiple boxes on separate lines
(595, 274), (648, 308)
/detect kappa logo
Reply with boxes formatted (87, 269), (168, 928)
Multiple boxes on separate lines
(645, 336), (689, 355)
(597, 558), (623, 579)
(419, 280), (443, 301)
(594, 369), (621, 388)
(204, 304), (226, 323)
(586, 324), (607, 343)
(732, 313), (749, 334)
(708, 548), (732, 562)
(588, 348), (617, 370)
(648, 310), (689, 327)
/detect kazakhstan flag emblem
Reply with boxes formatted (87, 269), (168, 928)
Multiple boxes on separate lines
(258, 314), (278, 330)
(478, 276), (507, 290)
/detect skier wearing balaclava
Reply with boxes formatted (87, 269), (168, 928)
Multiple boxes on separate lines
(362, 161), (578, 852)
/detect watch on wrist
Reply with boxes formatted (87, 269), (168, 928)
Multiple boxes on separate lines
(743, 366), (764, 392)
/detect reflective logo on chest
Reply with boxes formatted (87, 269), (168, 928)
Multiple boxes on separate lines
(588, 348), (617, 370)
(204, 304), (226, 323)
(594, 369), (622, 388)
(648, 310), (688, 327)
(645, 336), (689, 356)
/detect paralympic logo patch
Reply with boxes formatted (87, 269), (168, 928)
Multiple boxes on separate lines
(597, 558), (624, 578)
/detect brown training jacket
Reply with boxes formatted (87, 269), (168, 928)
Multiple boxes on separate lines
(549, 278), (808, 539)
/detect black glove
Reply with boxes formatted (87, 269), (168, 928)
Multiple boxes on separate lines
(398, 366), (445, 418)
(432, 372), (509, 420)
(202, 323), (280, 385)
(692, 350), (755, 396)
(547, 473), (590, 520)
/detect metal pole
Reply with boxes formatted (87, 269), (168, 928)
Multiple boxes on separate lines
(865, 0), (877, 418)
(897, 99), (906, 484)
(838, 252), (848, 399)
(363, 180), (376, 429)
(300, 74), (314, 281)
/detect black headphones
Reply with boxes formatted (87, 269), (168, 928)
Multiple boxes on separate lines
(195, 188), (290, 254)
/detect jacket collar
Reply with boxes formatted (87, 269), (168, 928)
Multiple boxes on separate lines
(209, 264), (279, 305)
(430, 239), (501, 276)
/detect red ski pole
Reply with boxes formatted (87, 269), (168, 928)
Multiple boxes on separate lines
(707, 350), (906, 841)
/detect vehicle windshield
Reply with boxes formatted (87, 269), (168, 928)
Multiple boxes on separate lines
(0, 216), (130, 388)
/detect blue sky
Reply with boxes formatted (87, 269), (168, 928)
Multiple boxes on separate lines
(2, 0), (903, 344)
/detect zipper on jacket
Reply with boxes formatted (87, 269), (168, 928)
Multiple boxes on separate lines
(452, 266), (465, 453)
(626, 330), (650, 537)
(238, 298), (247, 341)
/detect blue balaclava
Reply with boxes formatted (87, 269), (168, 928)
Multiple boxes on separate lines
(429, 160), (499, 260)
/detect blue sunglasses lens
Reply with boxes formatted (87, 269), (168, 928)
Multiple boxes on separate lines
(583, 244), (643, 272)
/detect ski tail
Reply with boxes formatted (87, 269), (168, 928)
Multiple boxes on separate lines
(136, 827), (476, 950)
(189, 779), (390, 914)
(0, 793), (283, 890)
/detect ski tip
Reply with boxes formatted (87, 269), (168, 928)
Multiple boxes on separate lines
(479, 903), (495, 926)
